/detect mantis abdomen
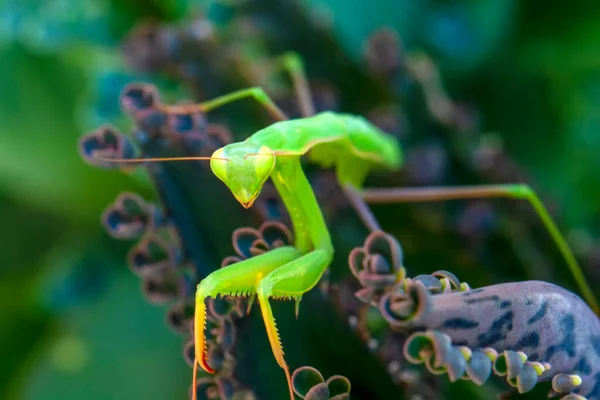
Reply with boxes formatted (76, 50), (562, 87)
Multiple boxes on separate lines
(247, 111), (403, 187)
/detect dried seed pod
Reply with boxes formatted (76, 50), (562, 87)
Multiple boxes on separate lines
(465, 350), (493, 385)
(378, 281), (430, 328)
(190, 377), (221, 400)
(141, 272), (180, 305)
(348, 231), (405, 290)
(165, 107), (207, 136)
(229, 221), (293, 260)
(102, 192), (164, 239)
(291, 366), (351, 400)
(166, 300), (195, 333)
(120, 83), (160, 114)
(128, 235), (180, 278)
(78, 124), (137, 168)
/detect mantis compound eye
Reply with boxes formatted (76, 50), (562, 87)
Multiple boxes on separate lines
(253, 146), (275, 182)
(210, 148), (228, 183)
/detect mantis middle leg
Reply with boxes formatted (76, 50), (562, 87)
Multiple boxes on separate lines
(354, 183), (599, 315)
(158, 51), (315, 121)
(158, 86), (289, 121)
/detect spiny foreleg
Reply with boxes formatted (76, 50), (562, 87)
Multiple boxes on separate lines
(255, 249), (333, 400)
(192, 246), (301, 399)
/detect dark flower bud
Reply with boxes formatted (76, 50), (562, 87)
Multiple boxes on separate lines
(128, 235), (180, 278)
(348, 231), (404, 290)
(189, 377), (220, 400)
(292, 366), (351, 400)
(165, 105), (207, 136)
(102, 192), (164, 239)
(230, 221), (293, 260)
(166, 300), (195, 333)
(378, 281), (430, 328)
(141, 273), (180, 304)
(120, 83), (159, 114)
(79, 125), (136, 168)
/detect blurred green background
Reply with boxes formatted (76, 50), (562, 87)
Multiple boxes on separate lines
(1, 0), (599, 399)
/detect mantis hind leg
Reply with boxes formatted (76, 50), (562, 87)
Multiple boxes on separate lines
(256, 249), (332, 400)
(192, 246), (301, 399)
(343, 184), (382, 232)
(358, 183), (600, 315)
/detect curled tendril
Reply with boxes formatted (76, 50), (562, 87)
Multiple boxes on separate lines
(349, 231), (405, 293)
(102, 192), (164, 239)
(404, 330), (553, 394)
(127, 234), (181, 278)
(120, 83), (160, 114)
(78, 124), (137, 168)
(292, 366), (351, 400)
(221, 220), (293, 265)
(190, 377), (221, 400)
(412, 270), (470, 294)
(141, 273), (179, 304)
(378, 280), (431, 328)
(189, 375), (254, 400)
(166, 300), (195, 333)
(551, 374), (585, 398)
(141, 264), (194, 306)
(207, 296), (245, 321)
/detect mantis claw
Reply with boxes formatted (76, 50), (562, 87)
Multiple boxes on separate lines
(295, 297), (301, 319)
(194, 298), (214, 373)
(246, 293), (256, 316)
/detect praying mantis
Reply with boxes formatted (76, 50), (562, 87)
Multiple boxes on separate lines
(105, 52), (599, 400)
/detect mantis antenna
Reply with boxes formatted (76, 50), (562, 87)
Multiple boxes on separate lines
(192, 360), (198, 400)
(95, 155), (230, 163)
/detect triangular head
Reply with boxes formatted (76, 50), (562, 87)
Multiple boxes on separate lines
(210, 143), (276, 208)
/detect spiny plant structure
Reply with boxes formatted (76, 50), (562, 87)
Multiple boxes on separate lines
(92, 52), (600, 400)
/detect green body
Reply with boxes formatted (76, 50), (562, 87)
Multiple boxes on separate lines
(194, 107), (403, 400)
(247, 111), (402, 250)
(183, 53), (597, 400)
(248, 111), (402, 176)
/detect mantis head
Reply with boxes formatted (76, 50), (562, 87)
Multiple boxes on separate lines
(210, 143), (275, 208)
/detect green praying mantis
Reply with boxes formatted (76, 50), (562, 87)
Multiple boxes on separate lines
(105, 52), (599, 400)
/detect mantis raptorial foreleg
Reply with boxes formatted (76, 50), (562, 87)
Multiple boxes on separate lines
(193, 246), (301, 376)
(357, 183), (599, 314)
(255, 249), (331, 381)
